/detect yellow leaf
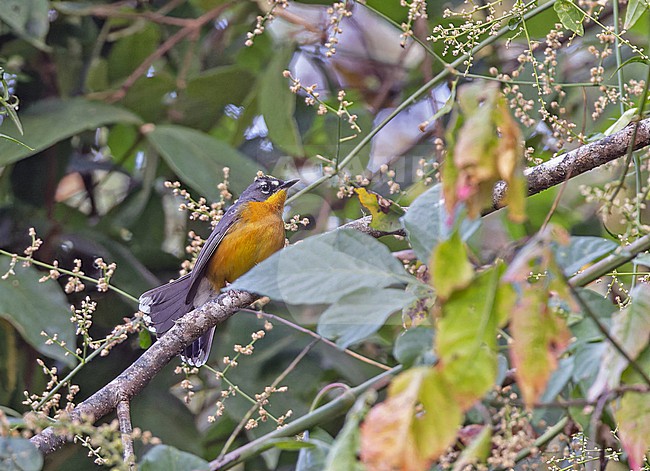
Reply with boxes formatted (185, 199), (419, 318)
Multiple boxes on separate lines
(355, 188), (406, 232)
(430, 230), (474, 301)
(360, 368), (462, 470)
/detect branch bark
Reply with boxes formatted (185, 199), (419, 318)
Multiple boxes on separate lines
(492, 118), (650, 209)
(29, 117), (650, 456)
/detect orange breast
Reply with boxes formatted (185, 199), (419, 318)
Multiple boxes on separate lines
(206, 195), (287, 289)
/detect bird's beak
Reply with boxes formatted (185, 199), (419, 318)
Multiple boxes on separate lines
(279, 179), (299, 190)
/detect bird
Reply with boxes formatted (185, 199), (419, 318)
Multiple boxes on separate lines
(139, 175), (299, 366)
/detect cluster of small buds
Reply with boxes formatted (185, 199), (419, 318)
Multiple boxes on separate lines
(99, 317), (140, 356)
(64, 259), (86, 294)
(244, 0), (289, 47)
(486, 386), (536, 469)
(164, 179), (227, 228)
(415, 158), (438, 186)
(624, 79), (647, 98)
(180, 378), (195, 405)
(180, 230), (205, 275)
(524, 146), (543, 166)
(275, 409), (293, 427)
(222, 355), (239, 368)
(23, 359), (62, 415)
(430, 0), (529, 71)
(23, 227), (42, 262)
(234, 343), (255, 355)
(1, 253), (18, 280)
(93, 258), (116, 292)
(283, 70), (361, 133)
(399, 0), (428, 46)
(70, 296), (96, 338)
(324, 2), (351, 57)
(207, 385), (237, 422)
(386, 169), (401, 195)
(336, 90), (361, 132)
(284, 214), (310, 232)
(503, 83), (537, 128)
(336, 173), (356, 199)
(38, 260), (61, 283)
(592, 86), (620, 120)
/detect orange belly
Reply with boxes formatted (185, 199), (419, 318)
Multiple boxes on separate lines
(206, 201), (286, 289)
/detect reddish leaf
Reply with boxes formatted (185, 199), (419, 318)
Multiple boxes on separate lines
(616, 390), (650, 470)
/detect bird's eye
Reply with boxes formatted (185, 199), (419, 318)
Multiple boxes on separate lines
(260, 182), (271, 194)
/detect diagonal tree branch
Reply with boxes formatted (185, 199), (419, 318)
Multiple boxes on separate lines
(30, 290), (257, 454)
(30, 117), (650, 456)
(492, 118), (650, 209)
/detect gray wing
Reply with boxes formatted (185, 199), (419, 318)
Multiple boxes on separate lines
(185, 203), (242, 303)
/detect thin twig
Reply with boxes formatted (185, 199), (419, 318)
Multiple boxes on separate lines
(106, 2), (233, 102)
(241, 309), (391, 371)
(218, 339), (319, 458)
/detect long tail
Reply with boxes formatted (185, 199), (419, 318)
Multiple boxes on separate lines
(138, 274), (216, 366)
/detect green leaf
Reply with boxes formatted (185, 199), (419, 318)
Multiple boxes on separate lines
(139, 445), (209, 471)
(604, 108), (638, 136)
(259, 46), (303, 155)
(624, 0), (649, 29)
(430, 230), (474, 300)
(229, 229), (412, 304)
(107, 23), (161, 82)
(0, 437), (43, 471)
(588, 284), (650, 401)
(145, 124), (259, 198)
(177, 66), (255, 131)
(553, 236), (617, 275)
(393, 326), (436, 368)
(554, 0), (585, 36)
(0, 0), (50, 50)
(317, 288), (416, 348)
(139, 329), (152, 349)
(436, 266), (512, 409)
(401, 184), (480, 263)
(0, 98), (142, 167)
(0, 264), (77, 367)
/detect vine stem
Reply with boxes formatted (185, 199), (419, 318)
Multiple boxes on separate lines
(286, 0), (558, 205)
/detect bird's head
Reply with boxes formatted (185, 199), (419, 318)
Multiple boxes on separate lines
(239, 175), (299, 206)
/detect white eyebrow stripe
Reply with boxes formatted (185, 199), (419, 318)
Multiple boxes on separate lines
(272, 180), (279, 186)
